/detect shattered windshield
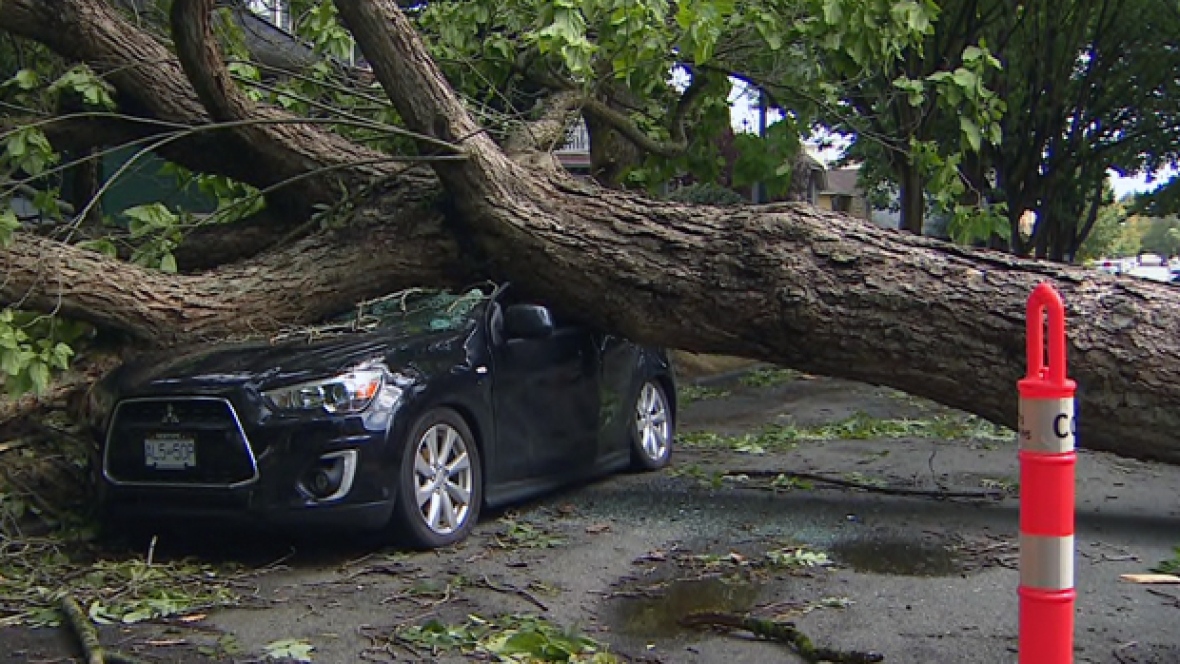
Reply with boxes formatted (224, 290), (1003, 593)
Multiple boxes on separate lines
(320, 287), (490, 335)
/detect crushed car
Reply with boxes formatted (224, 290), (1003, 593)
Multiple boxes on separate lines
(93, 283), (675, 548)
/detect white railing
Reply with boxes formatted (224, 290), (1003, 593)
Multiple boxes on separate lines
(556, 120), (590, 154)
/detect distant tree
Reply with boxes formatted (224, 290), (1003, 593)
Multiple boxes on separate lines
(1137, 217), (1180, 257)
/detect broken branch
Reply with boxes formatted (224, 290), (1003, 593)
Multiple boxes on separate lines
(681, 611), (883, 663)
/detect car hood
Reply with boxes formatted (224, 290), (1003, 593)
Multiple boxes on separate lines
(109, 326), (469, 396)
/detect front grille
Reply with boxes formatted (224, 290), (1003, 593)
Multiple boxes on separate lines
(104, 397), (258, 487)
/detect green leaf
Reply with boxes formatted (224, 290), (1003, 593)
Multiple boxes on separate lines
(264, 638), (315, 662)
(951, 68), (977, 92)
(960, 116), (982, 153)
(7, 69), (39, 90)
(79, 238), (118, 258)
(822, 0), (844, 25)
(0, 210), (20, 248)
(27, 360), (50, 394)
(159, 253), (178, 274)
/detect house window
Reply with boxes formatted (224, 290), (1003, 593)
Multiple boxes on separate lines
(248, 0), (291, 31)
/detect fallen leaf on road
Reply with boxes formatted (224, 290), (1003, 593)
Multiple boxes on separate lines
(586, 523), (611, 534)
(178, 613), (207, 623)
(635, 550), (667, 563)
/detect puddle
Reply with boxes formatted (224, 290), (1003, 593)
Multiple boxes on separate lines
(609, 577), (759, 639)
(830, 536), (958, 576)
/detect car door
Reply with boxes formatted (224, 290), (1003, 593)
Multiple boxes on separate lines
(596, 334), (642, 462)
(489, 304), (599, 481)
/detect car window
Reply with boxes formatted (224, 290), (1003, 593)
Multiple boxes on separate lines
(329, 287), (490, 334)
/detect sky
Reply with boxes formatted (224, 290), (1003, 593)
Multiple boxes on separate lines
(727, 83), (1174, 201)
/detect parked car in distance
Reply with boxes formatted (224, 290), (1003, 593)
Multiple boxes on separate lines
(94, 284), (676, 548)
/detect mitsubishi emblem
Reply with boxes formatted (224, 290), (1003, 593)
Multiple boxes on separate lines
(162, 404), (180, 425)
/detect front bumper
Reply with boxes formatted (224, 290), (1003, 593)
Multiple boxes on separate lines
(99, 483), (395, 531)
(100, 394), (407, 533)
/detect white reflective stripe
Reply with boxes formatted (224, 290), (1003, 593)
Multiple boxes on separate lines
(1018, 398), (1076, 453)
(1020, 534), (1074, 590)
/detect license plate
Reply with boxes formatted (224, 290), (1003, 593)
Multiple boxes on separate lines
(144, 433), (196, 470)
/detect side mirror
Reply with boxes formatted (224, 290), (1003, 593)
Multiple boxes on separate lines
(503, 304), (555, 339)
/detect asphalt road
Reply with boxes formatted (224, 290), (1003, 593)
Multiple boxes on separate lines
(4, 372), (1179, 663)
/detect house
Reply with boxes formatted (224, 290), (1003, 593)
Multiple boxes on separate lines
(816, 167), (871, 220)
(554, 119), (592, 176)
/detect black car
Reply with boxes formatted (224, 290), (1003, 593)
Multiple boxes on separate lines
(94, 284), (676, 548)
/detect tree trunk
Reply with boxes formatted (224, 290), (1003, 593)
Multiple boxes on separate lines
(898, 162), (925, 234)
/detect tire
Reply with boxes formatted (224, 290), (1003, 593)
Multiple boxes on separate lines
(391, 408), (483, 549)
(630, 379), (674, 471)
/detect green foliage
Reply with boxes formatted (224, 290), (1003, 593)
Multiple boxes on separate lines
(47, 64), (117, 110)
(679, 412), (1012, 452)
(664, 182), (746, 207)
(0, 310), (87, 396)
(264, 639), (315, 662)
(0, 545), (245, 628)
(1134, 216), (1180, 257)
(160, 163), (266, 225)
(3, 125), (58, 178)
(122, 203), (183, 272)
(1077, 202), (1136, 261)
(676, 383), (732, 403)
(739, 367), (801, 388)
(495, 518), (566, 549)
(1150, 546), (1180, 575)
(731, 119), (801, 198)
(766, 547), (833, 569)
(393, 613), (619, 662)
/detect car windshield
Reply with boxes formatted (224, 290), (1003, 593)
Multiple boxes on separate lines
(327, 287), (489, 334)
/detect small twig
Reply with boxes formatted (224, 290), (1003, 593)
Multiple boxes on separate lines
(479, 574), (549, 612)
(1113, 641), (1139, 664)
(1146, 588), (1180, 607)
(0, 439), (29, 454)
(681, 611), (883, 663)
(729, 470), (1003, 500)
(145, 535), (158, 567)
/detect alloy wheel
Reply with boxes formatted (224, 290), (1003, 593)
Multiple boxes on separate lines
(635, 382), (671, 462)
(412, 423), (474, 535)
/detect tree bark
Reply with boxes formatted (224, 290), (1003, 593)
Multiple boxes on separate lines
(334, 0), (1180, 465)
(0, 199), (467, 345)
(898, 161), (926, 234)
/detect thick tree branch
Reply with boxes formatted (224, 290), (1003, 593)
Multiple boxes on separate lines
(0, 200), (468, 345)
(501, 90), (582, 154)
(0, 0), (435, 220)
(578, 68), (717, 159)
(335, 0), (1180, 467)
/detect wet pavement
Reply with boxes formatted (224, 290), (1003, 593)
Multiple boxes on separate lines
(4, 373), (1180, 663)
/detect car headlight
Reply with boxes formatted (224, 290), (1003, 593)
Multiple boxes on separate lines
(263, 369), (384, 414)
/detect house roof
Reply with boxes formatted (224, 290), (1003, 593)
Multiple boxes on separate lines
(821, 167), (861, 195)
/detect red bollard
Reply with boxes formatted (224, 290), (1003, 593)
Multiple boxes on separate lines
(1017, 283), (1077, 664)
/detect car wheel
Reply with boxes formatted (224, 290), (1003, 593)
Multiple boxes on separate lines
(391, 408), (482, 549)
(631, 380), (673, 470)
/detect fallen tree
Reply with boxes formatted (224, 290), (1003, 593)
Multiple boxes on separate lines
(0, 0), (1178, 464)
